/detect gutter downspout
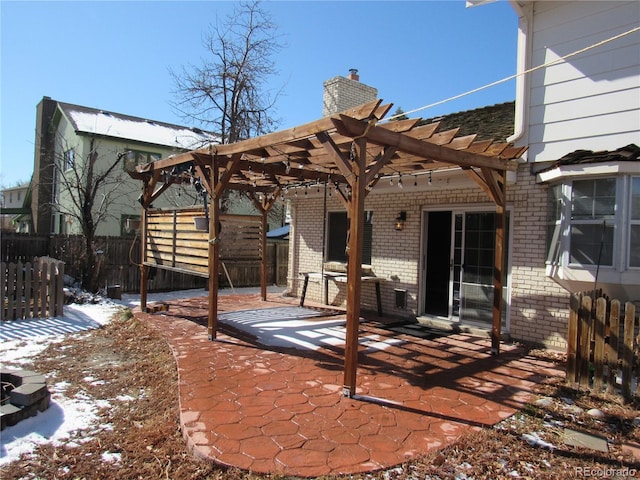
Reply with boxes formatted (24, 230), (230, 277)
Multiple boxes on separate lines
(507, 1), (533, 149)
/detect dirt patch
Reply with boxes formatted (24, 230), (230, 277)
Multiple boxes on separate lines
(1, 310), (638, 480)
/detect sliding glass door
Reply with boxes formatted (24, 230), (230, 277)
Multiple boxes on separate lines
(423, 210), (508, 325)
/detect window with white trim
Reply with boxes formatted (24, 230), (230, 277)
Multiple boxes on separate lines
(630, 176), (640, 267)
(569, 178), (615, 266)
(64, 148), (75, 171)
(546, 175), (639, 271)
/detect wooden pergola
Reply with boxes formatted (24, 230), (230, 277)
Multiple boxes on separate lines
(130, 99), (526, 398)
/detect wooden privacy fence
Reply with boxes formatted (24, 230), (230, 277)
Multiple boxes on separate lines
(1, 225), (288, 293)
(567, 290), (639, 401)
(1, 256), (65, 320)
(145, 207), (266, 280)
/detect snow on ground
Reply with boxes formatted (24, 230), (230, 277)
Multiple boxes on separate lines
(0, 286), (278, 465)
(0, 285), (399, 465)
(0, 288), (211, 465)
(1, 300), (124, 465)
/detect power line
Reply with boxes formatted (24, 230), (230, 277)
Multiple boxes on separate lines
(384, 25), (640, 122)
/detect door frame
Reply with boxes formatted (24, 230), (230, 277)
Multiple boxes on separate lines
(418, 203), (514, 330)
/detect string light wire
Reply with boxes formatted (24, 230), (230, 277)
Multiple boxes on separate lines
(384, 26), (640, 121)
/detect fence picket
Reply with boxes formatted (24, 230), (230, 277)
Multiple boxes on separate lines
(16, 261), (24, 320)
(607, 300), (621, 394)
(621, 302), (636, 402)
(578, 295), (592, 388)
(0, 262), (5, 320)
(56, 261), (65, 316)
(593, 297), (607, 391)
(7, 262), (16, 320)
(24, 262), (31, 318)
(567, 293), (580, 384)
(39, 263), (47, 318)
(33, 262), (41, 318)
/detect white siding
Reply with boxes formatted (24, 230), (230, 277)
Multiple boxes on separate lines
(525, 1), (640, 161)
(52, 115), (200, 237)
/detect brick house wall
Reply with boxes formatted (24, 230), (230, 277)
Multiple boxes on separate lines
(509, 164), (569, 350)
(286, 163), (571, 350)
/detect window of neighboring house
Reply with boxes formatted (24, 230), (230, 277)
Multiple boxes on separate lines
(52, 166), (60, 204)
(64, 149), (75, 170)
(569, 178), (616, 266)
(61, 214), (74, 235)
(17, 191), (21, 202)
(326, 211), (373, 265)
(630, 176), (640, 268)
(121, 214), (141, 237)
(124, 150), (161, 171)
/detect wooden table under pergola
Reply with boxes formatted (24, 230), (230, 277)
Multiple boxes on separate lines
(130, 99), (526, 398)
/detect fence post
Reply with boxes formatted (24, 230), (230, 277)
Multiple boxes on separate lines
(24, 262), (32, 319)
(607, 300), (621, 394)
(47, 260), (53, 315)
(56, 261), (65, 316)
(1, 262), (6, 320)
(578, 295), (592, 388)
(567, 293), (580, 384)
(31, 262), (38, 318)
(38, 262), (47, 318)
(7, 262), (16, 320)
(621, 302), (636, 402)
(16, 261), (24, 320)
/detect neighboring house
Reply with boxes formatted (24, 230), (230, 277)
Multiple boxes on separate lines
(287, 0), (639, 351)
(0, 182), (31, 232)
(32, 97), (217, 237)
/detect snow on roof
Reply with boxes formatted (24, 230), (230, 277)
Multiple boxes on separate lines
(59, 102), (218, 151)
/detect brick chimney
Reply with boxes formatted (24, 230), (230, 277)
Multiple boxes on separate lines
(322, 69), (377, 117)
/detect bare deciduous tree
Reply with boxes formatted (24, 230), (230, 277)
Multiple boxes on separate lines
(170, 0), (283, 144)
(49, 136), (130, 292)
(170, 0), (286, 226)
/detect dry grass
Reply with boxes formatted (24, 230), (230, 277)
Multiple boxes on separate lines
(1, 309), (638, 480)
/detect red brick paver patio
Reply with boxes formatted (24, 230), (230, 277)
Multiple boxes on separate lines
(137, 292), (562, 477)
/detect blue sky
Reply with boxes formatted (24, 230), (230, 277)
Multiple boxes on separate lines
(0, 0), (518, 187)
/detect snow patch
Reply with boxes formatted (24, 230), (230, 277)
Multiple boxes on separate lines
(0, 289), (210, 466)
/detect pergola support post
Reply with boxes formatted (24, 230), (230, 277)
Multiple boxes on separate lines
(138, 175), (157, 313)
(208, 164), (220, 340)
(491, 170), (507, 355)
(249, 189), (282, 302)
(343, 137), (367, 398)
(260, 209), (268, 301)
(139, 207), (148, 312)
